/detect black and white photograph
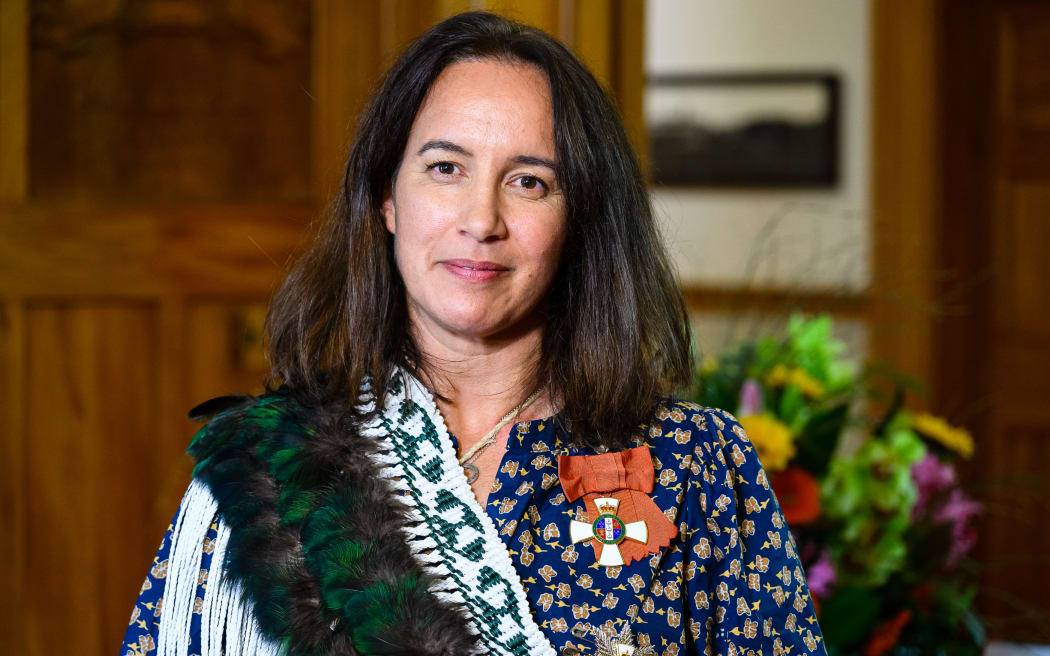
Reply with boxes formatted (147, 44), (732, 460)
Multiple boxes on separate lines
(648, 73), (839, 187)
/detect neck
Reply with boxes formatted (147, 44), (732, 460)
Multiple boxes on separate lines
(408, 313), (554, 445)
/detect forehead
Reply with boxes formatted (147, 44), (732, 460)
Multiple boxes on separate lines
(409, 58), (555, 152)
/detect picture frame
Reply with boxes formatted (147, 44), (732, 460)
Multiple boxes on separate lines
(646, 72), (840, 188)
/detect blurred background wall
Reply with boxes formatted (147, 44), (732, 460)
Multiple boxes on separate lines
(646, 0), (871, 365)
(1, 0), (1047, 653)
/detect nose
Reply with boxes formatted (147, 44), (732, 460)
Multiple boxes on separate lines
(457, 180), (507, 242)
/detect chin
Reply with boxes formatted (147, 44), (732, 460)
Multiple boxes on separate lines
(439, 313), (507, 339)
(410, 294), (542, 341)
(436, 305), (534, 340)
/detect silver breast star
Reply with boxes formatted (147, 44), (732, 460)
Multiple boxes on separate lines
(592, 623), (655, 656)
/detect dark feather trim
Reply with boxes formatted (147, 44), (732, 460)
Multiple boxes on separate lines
(187, 394), (255, 421)
(187, 391), (479, 656)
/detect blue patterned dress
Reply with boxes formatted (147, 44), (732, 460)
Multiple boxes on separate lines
(122, 401), (826, 656)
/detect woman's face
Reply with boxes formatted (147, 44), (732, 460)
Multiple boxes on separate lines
(382, 59), (567, 346)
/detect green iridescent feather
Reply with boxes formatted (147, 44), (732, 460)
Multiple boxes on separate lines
(186, 391), (477, 655)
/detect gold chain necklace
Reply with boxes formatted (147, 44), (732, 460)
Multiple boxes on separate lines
(458, 389), (543, 484)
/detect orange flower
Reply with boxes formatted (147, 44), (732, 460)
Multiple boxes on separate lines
(863, 609), (913, 656)
(770, 467), (821, 525)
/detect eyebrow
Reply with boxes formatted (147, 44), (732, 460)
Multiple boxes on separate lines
(514, 154), (558, 170)
(417, 139), (470, 157)
(416, 139), (557, 171)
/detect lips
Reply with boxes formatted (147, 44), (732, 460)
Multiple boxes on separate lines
(440, 259), (509, 282)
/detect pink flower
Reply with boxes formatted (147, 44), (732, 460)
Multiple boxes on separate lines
(912, 453), (982, 567)
(805, 550), (836, 598)
(934, 488), (983, 567)
(738, 379), (764, 417)
(934, 488), (982, 524)
(910, 452), (957, 518)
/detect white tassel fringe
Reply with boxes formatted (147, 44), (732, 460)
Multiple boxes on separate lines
(157, 479), (284, 656)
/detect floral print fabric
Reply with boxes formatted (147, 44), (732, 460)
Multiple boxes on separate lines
(474, 402), (826, 656)
(121, 401), (826, 656)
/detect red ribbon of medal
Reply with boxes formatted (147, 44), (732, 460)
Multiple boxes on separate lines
(558, 446), (677, 567)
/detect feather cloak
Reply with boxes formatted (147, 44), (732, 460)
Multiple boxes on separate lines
(184, 386), (481, 656)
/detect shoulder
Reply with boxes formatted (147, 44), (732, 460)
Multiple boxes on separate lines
(184, 387), (367, 509)
(643, 399), (765, 483)
(185, 389), (311, 471)
(643, 398), (750, 450)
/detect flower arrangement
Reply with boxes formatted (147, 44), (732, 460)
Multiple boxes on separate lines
(693, 313), (984, 655)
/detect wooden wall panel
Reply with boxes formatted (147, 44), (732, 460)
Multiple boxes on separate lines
(0, 299), (26, 651)
(981, 422), (1050, 638)
(29, 0), (312, 203)
(869, 0), (939, 395)
(311, 0), (383, 200)
(0, 199), (307, 653)
(997, 186), (1050, 339)
(0, 203), (313, 297)
(22, 303), (159, 655)
(980, 7), (1050, 639)
(934, 0), (995, 426)
(153, 297), (192, 526)
(0, 0), (28, 202)
(187, 300), (270, 404)
(931, 1), (1050, 641)
(611, 0), (646, 172)
(383, 0), (472, 59)
(1000, 11), (1050, 181)
(573, 1), (612, 85)
(484, 0), (562, 35)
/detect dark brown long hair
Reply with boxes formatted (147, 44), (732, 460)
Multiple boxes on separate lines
(263, 11), (692, 448)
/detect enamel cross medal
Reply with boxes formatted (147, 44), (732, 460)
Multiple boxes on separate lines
(558, 446), (677, 568)
(569, 497), (648, 567)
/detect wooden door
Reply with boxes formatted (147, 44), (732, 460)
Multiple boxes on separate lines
(0, 2), (643, 654)
(975, 1), (1050, 641)
(875, 0), (1050, 642)
(937, 0), (1050, 641)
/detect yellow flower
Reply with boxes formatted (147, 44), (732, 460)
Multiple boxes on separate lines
(765, 364), (825, 399)
(911, 413), (974, 459)
(700, 356), (719, 375)
(738, 414), (796, 471)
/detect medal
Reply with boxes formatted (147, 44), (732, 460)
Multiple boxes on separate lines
(592, 623), (655, 656)
(558, 446), (677, 568)
(569, 497), (647, 567)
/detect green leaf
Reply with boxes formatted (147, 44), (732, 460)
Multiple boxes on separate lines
(778, 383), (805, 428)
(820, 586), (882, 648)
(961, 607), (986, 647)
(795, 403), (850, 476)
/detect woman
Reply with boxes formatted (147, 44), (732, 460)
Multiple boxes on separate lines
(122, 12), (826, 656)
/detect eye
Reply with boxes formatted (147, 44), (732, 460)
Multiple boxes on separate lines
(513, 174), (550, 197)
(426, 161), (460, 177)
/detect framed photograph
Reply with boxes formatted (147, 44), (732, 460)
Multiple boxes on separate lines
(646, 72), (840, 188)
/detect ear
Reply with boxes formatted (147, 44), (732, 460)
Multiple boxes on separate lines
(381, 185), (396, 235)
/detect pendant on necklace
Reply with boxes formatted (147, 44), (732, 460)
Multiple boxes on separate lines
(463, 462), (479, 484)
